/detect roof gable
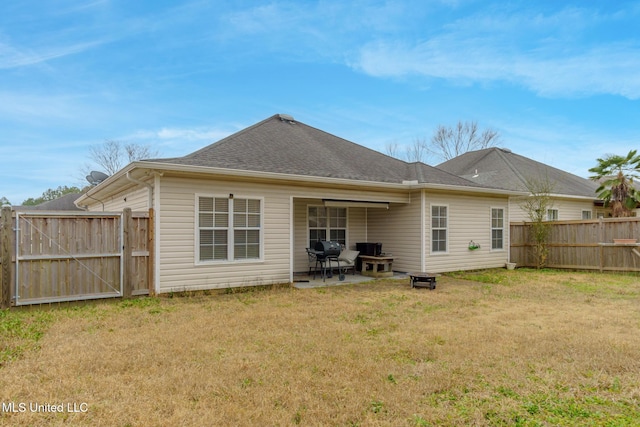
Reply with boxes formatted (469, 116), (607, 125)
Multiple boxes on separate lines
(436, 147), (599, 198)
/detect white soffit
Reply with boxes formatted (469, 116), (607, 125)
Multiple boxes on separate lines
(323, 199), (389, 209)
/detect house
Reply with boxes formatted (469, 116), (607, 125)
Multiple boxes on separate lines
(76, 114), (525, 293)
(14, 193), (83, 211)
(436, 147), (602, 221)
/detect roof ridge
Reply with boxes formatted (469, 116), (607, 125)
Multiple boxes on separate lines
(297, 119), (412, 167)
(411, 161), (502, 189)
(178, 114), (281, 160)
(493, 148), (529, 188)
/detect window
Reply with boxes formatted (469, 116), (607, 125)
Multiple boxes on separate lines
(308, 206), (346, 248)
(431, 205), (447, 253)
(233, 199), (261, 259)
(582, 210), (592, 220)
(198, 197), (229, 261)
(198, 196), (261, 262)
(491, 208), (504, 250)
(547, 209), (558, 221)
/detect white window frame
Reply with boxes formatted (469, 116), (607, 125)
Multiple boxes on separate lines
(547, 209), (559, 221)
(430, 204), (448, 254)
(307, 205), (348, 249)
(581, 210), (592, 220)
(490, 207), (505, 251)
(195, 194), (264, 264)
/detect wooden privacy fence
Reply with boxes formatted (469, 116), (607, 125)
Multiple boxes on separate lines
(1, 207), (154, 307)
(510, 217), (640, 272)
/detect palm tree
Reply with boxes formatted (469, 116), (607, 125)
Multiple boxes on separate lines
(588, 150), (640, 217)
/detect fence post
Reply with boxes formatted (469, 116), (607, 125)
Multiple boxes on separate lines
(147, 207), (155, 295)
(122, 208), (133, 299)
(1, 207), (12, 309)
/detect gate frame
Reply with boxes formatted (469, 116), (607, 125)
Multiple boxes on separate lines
(12, 211), (125, 306)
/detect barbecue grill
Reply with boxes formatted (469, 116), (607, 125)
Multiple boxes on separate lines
(313, 241), (343, 280)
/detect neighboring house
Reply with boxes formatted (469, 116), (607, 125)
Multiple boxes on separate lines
(76, 114), (524, 293)
(14, 193), (83, 211)
(437, 147), (603, 221)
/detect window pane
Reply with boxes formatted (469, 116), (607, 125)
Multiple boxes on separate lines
(492, 230), (503, 249)
(200, 230), (213, 245)
(247, 244), (259, 258)
(234, 230), (246, 244)
(234, 213), (247, 227)
(248, 214), (260, 227)
(247, 199), (260, 213)
(215, 213), (228, 227)
(199, 197), (213, 212)
(247, 229), (260, 243)
(199, 213), (213, 228)
(215, 198), (229, 212)
(234, 245), (247, 259)
(199, 230), (213, 261)
(214, 229), (227, 244)
(213, 228), (227, 260)
(492, 209), (503, 228)
(234, 198), (246, 213)
(309, 229), (326, 248)
(330, 229), (346, 245)
(213, 245), (227, 260)
(200, 245), (213, 261)
(432, 230), (446, 252)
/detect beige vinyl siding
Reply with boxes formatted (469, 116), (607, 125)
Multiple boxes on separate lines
(424, 192), (509, 273)
(158, 177), (290, 292)
(83, 184), (150, 212)
(157, 176), (407, 292)
(367, 190), (423, 273)
(509, 197), (596, 222)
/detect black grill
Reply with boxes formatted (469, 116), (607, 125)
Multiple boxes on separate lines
(314, 241), (341, 259)
(313, 241), (343, 281)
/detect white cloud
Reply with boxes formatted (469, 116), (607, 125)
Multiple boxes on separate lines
(127, 127), (233, 142)
(0, 39), (110, 69)
(351, 5), (640, 99)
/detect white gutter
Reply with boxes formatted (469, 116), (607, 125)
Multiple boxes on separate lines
(133, 161), (528, 195)
(77, 160), (528, 207)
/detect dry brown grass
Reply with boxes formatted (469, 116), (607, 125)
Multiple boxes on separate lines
(1, 269), (640, 426)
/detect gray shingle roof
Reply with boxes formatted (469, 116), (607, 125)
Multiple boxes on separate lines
(14, 193), (83, 211)
(436, 147), (599, 198)
(148, 114), (491, 189)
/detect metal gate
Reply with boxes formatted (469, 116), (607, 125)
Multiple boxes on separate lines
(14, 212), (123, 305)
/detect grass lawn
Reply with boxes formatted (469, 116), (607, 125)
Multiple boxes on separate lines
(1, 268), (639, 426)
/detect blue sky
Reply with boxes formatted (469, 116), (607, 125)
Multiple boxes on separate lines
(1, 0), (639, 204)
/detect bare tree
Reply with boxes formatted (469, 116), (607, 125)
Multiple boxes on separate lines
(383, 141), (401, 159)
(86, 140), (160, 176)
(383, 138), (430, 163)
(517, 174), (555, 269)
(407, 137), (429, 163)
(430, 121), (501, 161)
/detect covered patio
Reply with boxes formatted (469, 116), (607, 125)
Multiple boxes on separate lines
(291, 194), (422, 281)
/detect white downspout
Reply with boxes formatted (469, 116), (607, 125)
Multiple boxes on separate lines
(126, 171), (159, 294)
(126, 172), (154, 207)
(421, 190), (426, 272)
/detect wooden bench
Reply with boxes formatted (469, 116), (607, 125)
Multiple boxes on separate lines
(408, 272), (440, 290)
